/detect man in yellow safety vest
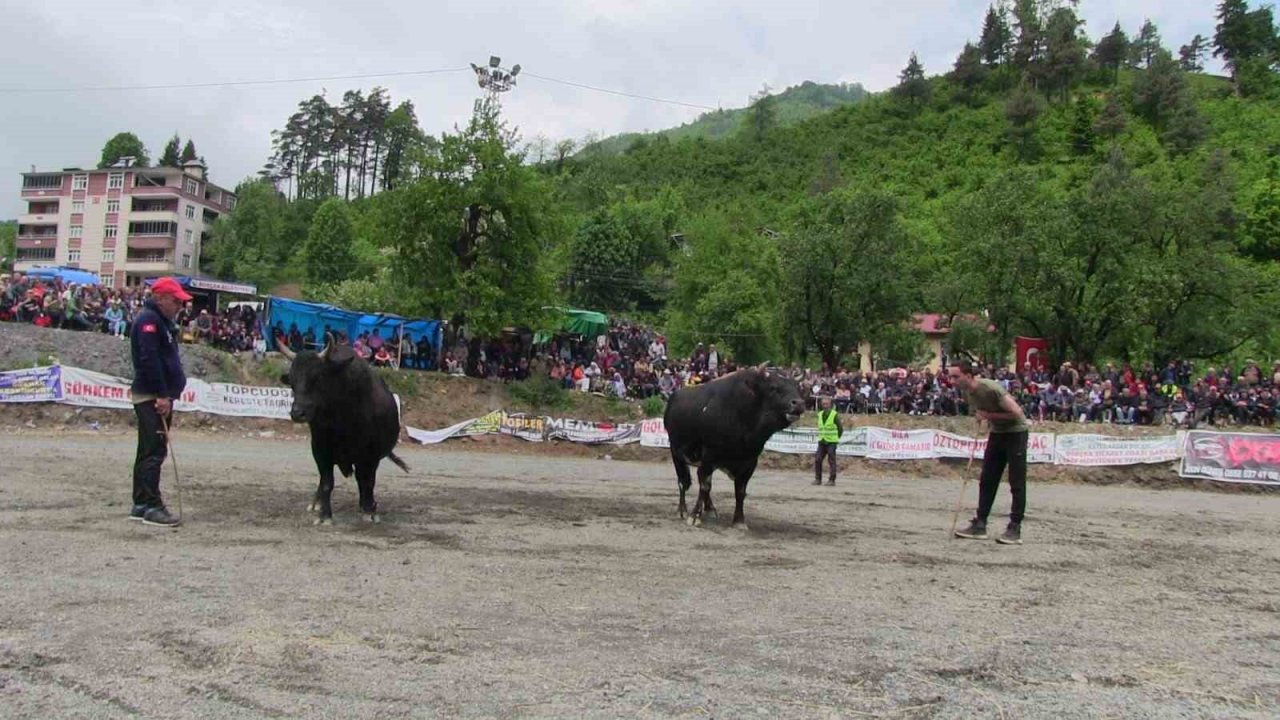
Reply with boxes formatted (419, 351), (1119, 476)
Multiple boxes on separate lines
(814, 396), (843, 486)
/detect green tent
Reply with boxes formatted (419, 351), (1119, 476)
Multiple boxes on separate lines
(534, 307), (609, 344)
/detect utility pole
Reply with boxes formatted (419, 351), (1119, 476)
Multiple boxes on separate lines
(470, 55), (520, 114)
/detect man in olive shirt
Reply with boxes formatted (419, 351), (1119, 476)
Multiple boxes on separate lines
(949, 360), (1029, 545)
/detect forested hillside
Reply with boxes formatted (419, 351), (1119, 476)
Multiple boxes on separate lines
(203, 0), (1280, 371)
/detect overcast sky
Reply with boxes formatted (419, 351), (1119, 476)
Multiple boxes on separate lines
(1, 0), (1223, 218)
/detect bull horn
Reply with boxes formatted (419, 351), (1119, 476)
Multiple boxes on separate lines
(277, 337), (296, 361)
(318, 331), (336, 360)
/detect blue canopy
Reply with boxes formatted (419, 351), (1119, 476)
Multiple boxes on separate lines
(25, 266), (100, 285)
(266, 297), (441, 353)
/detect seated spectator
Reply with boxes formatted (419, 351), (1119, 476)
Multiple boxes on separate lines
(104, 299), (127, 338)
(373, 345), (392, 367)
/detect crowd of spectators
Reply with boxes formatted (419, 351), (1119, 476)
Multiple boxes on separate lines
(271, 322), (436, 370)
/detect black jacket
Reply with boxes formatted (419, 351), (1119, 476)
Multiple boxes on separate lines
(130, 301), (187, 399)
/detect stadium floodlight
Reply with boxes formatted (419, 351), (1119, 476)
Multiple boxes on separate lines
(489, 56), (501, 68)
(511, 64), (521, 76)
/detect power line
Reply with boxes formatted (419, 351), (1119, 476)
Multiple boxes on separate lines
(519, 71), (717, 111)
(0, 67), (471, 94)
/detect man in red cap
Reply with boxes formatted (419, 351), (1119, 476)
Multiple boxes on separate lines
(128, 276), (192, 527)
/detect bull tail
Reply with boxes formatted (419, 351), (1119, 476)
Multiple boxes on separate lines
(387, 451), (410, 474)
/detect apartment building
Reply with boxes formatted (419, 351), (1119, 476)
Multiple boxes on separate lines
(16, 159), (237, 287)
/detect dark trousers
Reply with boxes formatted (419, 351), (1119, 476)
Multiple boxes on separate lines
(815, 441), (838, 482)
(133, 401), (169, 508)
(976, 431), (1027, 525)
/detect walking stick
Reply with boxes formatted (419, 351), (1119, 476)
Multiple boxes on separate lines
(950, 417), (981, 538)
(161, 411), (184, 524)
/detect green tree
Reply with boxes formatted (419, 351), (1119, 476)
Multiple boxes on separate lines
(98, 132), (149, 168)
(665, 213), (780, 364)
(1011, 0), (1044, 79)
(1240, 155), (1280, 260)
(1132, 49), (1207, 153)
(894, 52), (931, 109)
(745, 87), (778, 141)
(979, 4), (1013, 66)
(1093, 92), (1127, 145)
(158, 133), (181, 167)
(1092, 22), (1130, 85)
(1129, 19), (1163, 68)
(1042, 6), (1088, 101)
(1214, 0), (1279, 97)
(1004, 83), (1045, 161)
(382, 100), (426, 191)
(304, 198), (358, 286)
(383, 100), (560, 335)
(204, 180), (289, 287)
(1069, 94), (1097, 155)
(180, 139), (198, 164)
(1179, 34), (1210, 71)
(0, 222), (15, 269)
(951, 42), (988, 105)
(778, 190), (918, 371)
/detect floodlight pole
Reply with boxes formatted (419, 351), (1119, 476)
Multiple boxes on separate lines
(470, 55), (521, 111)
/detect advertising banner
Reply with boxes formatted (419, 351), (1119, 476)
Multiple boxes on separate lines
(1053, 433), (1182, 466)
(0, 366), (62, 403)
(1180, 430), (1280, 485)
(545, 417), (640, 445)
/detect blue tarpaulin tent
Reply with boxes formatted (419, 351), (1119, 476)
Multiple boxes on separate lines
(24, 266), (100, 286)
(266, 297), (442, 361)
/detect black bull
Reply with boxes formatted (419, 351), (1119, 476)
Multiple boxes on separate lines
(664, 367), (805, 529)
(278, 338), (408, 524)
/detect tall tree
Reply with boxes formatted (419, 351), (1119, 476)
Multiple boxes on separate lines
(304, 198), (358, 286)
(951, 42), (988, 104)
(1091, 22), (1129, 85)
(745, 87), (778, 141)
(338, 90), (365, 199)
(1240, 155), (1280, 260)
(158, 133), (182, 167)
(180, 139), (198, 164)
(1093, 92), (1127, 145)
(1132, 49), (1208, 153)
(1179, 34), (1210, 71)
(0, 222), (15, 269)
(381, 100), (426, 191)
(979, 4), (1013, 66)
(204, 180), (288, 287)
(1011, 0), (1044, 80)
(1129, 19), (1163, 68)
(1069, 94), (1097, 156)
(778, 190), (918, 371)
(1004, 84), (1045, 161)
(1214, 0), (1279, 97)
(893, 52), (931, 109)
(98, 132), (150, 168)
(1042, 6), (1087, 101)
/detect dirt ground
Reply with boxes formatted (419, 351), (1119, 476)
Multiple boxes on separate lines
(2, 432), (1279, 719)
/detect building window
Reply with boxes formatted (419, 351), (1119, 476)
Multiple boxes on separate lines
(184, 229), (193, 244)
(68, 249), (81, 263)
(184, 178), (199, 195)
(182, 254), (192, 269)
(127, 249), (169, 263)
(129, 221), (174, 236)
(228, 196), (237, 210)
(72, 174), (88, 191)
(103, 249), (115, 262)
(107, 173), (124, 190)
(17, 247), (57, 261)
(104, 225), (118, 239)
(185, 204), (196, 219)
(100, 273), (115, 288)
(23, 175), (62, 190)
(107, 199), (120, 213)
(70, 225), (83, 238)
(72, 200), (85, 213)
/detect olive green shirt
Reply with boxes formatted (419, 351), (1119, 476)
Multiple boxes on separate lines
(966, 379), (1029, 433)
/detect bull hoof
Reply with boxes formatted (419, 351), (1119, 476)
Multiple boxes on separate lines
(733, 523), (750, 532)
(363, 513), (380, 524)
(313, 517), (333, 526)
(685, 516), (696, 527)
(307, 501), (319, 512)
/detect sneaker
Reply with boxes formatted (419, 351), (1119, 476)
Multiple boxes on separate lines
(996, 524), (1022, 545)
(142, 506), (181, 528)
(954, 518), (988, 539)
(128, 504), (149, 521)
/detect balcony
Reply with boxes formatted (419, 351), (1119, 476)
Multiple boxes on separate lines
(21, 176), (65, 198)
(16, 237), (57, 250)
(124, 251), (174, 274)
(17, 226), (58, 243)
(126, 236), (175, 251)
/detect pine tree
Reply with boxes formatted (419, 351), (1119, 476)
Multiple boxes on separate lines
(1069, 95), (1097, 156)
(979, 4), (1013, 66)
(893, 53), (931, 109)
(1091, 22), (1129, 85)
(180, 139), (198, 164)
(1004, 84), (1045, 161)
(1093, 93), (1127, 145)
(1011, 0), (1044, 80)
(304, 198), (358, 286)
(1215, 0), (1279, 97)
(159, 133), (181, 166)
(1129, 19), (1163, 68)
(1042, 7), (1087, 102)
(1179, 34), (1209, 71)
(951, 42), (988, 104)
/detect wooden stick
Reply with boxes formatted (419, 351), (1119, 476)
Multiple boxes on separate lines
(950, 417), (981, 538)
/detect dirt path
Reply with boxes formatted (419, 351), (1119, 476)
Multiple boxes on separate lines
(1, 434), (1278, 718)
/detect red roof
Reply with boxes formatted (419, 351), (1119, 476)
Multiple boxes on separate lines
(912, 313), (994, 335)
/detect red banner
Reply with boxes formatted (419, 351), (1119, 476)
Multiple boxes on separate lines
(1015, 337), (1049, 371)
(1180, 430), (1280, 485)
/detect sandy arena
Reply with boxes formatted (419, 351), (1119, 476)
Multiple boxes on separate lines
(1, 432), (1278, 719)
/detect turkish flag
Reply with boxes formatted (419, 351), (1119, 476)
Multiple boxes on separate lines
(1015, 337), (1048, 370)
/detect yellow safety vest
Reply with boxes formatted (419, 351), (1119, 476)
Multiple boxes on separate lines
(818, 409), (840, 444)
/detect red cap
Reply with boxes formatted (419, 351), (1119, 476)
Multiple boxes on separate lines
(151, 277), (193, 302)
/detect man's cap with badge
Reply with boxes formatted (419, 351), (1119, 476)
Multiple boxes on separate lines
(151, 276), (193, 302)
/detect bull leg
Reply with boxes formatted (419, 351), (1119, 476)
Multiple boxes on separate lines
(688, 465), (714, 527)
(732, 460), (758, 531)
(356, 461), (380, 523)
(671, 447), (693, 519)
(311, 439), (336, 525)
